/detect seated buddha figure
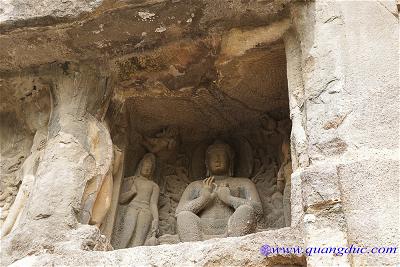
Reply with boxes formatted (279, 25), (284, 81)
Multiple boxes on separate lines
(175, 141), (262, 242)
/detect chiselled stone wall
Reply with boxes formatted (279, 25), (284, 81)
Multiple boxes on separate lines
(0, 0), (399, 266)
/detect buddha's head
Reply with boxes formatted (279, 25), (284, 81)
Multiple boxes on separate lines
(137, 153), (156, 179)
(205, 140), (234, 177)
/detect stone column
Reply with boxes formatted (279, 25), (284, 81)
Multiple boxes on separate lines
(283, 29), (305, 230)
(289, 1), (399, 266)
(330, 2), (399, 266)
(288, 1), (352, 266)
(1, 62), (114, 264)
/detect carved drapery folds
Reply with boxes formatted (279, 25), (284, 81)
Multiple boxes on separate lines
(1, 62), (115, 262)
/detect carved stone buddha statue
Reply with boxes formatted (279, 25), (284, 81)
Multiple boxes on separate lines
(175, 140), (262, 242)
(117, 153), (160, 248)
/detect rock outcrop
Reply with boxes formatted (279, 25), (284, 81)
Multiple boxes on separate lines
(0, 0), (398, 266)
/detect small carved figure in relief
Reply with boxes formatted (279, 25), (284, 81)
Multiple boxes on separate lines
(141, 126), (178, 162)
(276, 139), (292, 226)
(175, 141), (263, 242)
(1, 129), (46, 237)
(90, 146), (123, 228)
(118, 153), (160, 247)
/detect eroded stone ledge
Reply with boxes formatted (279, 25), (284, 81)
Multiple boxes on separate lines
(10, 227), (305, 267)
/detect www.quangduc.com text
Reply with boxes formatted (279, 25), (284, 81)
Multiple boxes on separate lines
(260, 244), (398, 256)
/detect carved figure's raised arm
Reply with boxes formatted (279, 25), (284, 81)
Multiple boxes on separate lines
(119, 182), (137, 204)
(175, 177), (215, 216)
(219, 180), (262, 215)
(242, 181), (263, 214)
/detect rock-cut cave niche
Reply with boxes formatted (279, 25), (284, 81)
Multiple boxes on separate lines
(108, 39), (292, 248)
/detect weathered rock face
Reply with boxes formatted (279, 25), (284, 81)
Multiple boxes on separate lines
(0, 0), (103, 26)
(0, 0), (399, 266)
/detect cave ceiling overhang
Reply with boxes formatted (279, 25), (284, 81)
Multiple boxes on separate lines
(0, 0), (292, 141)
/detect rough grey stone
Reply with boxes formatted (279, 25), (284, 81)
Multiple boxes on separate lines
(10, 227), (305, 267)
(0, 0), (103, 24)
